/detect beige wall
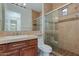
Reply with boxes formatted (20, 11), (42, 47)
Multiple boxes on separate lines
(52, 3), (65, 10)
(44, 3), (65, 13)
(32, 10), (40, 20)
(32, 10), (40, 30)
(44, 3), (53, 13)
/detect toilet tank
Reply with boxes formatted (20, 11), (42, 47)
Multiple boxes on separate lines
(38, 35), (44, 45)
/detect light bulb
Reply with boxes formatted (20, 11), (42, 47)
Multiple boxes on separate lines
(23, 3), (26, 6)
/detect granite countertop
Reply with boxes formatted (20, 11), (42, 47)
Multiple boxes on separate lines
(0, 35), (37, 44)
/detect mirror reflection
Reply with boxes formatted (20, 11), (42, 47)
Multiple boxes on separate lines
(0, 3), (42, 32)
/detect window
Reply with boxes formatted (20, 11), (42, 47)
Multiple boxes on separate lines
(61, 8), (68, 16)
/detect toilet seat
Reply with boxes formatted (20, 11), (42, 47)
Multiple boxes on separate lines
(38, 44), (52, 53)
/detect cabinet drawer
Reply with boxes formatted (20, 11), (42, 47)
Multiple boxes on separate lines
(28, 39), (37, 46)
(0, 44), (7, 52)
(8, 40), (28, 50)
(0, 50), (19, 56)
(20, 46), (38, 56)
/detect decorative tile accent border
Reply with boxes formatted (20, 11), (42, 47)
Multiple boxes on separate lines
(0, 31), (42, 37)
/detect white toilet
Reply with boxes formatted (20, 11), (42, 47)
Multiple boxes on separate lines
(38, 35), (52, 56)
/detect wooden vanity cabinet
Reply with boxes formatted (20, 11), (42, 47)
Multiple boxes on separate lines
(0, 39), (38, 56)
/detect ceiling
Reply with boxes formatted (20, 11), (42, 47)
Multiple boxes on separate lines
(13, 3), (42, 12)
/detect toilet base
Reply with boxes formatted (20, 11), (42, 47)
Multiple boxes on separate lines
(39, 50), (50, 56)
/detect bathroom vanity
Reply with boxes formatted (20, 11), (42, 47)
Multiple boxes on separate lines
(0, 35), (38, 56)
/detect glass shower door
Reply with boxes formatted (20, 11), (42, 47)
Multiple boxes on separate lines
(44, 10), (59, 50)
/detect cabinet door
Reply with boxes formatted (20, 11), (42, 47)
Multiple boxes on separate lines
(0, 50), (19, 56)
(20, 46), (37, 56)
(0, 44), (7, 53)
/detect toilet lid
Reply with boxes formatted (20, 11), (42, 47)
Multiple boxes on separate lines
(38, 44), (52, 52)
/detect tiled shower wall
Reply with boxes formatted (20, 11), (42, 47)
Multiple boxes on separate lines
(44, 3), (79, 55)
(57, 3), (79, 55)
